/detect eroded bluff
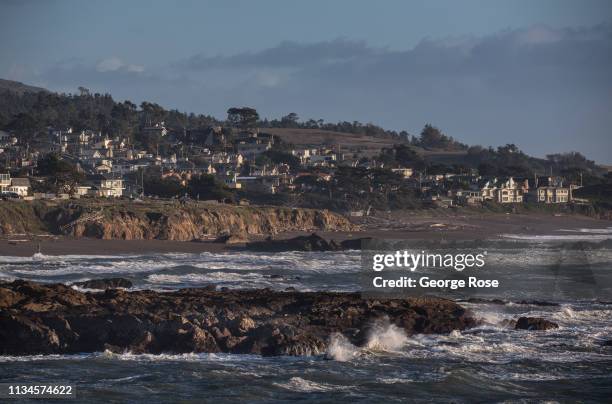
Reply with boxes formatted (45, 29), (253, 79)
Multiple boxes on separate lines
(48, 203), (355, 240)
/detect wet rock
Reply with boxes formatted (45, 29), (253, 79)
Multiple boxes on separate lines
(515, 317), (559, 331)
(0, 280), (477, 356)
(246, 233), (340, 252)
(462, 298), (559, 307)
(0, 287), (25, 309)
(0, 313), (60, 354)
(214, 232), (248, 244)
(339, 237), (373, 250)
(464, 298), (506, 305)
(73, 278), (133, 290)
(515, 300), (559, 307)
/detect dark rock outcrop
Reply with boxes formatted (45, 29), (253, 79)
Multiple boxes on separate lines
(246, 233), (340, 252)
(515, 300), (560, 307)
(339, 237), (373, 250)
(514, 316), (559, 331)
(72, 278), (133, 290)
(462, 298), (559, 307)
(464, 298), (506, 305)
(0, 280), (477, 356)
(213, 233), (248, 245)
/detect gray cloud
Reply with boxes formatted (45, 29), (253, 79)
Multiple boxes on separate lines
(180, 39), (378, 70)
(30, 24), (612, 163)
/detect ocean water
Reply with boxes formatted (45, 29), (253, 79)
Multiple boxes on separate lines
(1, 227), (611, 402)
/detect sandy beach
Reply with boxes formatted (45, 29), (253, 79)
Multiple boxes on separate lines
(0, 212), (608, 257)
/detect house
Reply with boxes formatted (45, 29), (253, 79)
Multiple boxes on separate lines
(7, 178), (31, 196)
(233, 130), (259, 142)
(88, 174), (125, 198)
(391, 168), (414, 178)
(522, 176), (570, 204)
(235, 142), (272, 159)
(495, 177), (525, 203)
(203, 127), (226, 147)
(291, 148), (318, 164)
(74, 186), (91, 196)
(218, 173), (242, 189)
(0, 173), (10, 191)
(204, 163), (216, 175)
(309, 154), (337, 166)
(454, 190), (483, 205)
(95, 160), (113, 174)
(479, 179), (497, 201)
(142, 122), (168, 138)
(478, 177), (525, 203)
(0, 130), (11, 145)
(209, 152), (244, 167)
(537, 187), (570, 203)
(424, 174), (446, 182)
(428, 194), (454, 208)
(236, 176), (279, 194)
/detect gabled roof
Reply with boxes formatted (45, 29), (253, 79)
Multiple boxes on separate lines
(10, 178), (30, 187)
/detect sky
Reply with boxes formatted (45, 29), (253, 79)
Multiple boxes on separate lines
(1, 0), (611, 163)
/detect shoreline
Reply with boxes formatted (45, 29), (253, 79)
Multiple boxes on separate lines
(0, 212), (609, 257)
(0, 280), (477, 356)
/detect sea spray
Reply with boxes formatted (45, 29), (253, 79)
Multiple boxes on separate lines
(365, 318), (408, 351)
(326, 333), (359, 361)
(561, 305), (575, 319)
(326, 318), (410, 361)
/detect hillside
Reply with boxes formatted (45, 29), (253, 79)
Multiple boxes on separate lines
(264, 127), (477, 164)
(0, 79), (48, 95)
(0, 79), (604, 173)
(264, 127), (403, 157)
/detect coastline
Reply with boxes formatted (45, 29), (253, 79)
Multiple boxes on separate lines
(0, 280), (478, 356)
(0, 211), (608, 257)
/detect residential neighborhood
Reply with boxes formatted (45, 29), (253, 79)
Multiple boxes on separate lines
(0, 116), (590, 213)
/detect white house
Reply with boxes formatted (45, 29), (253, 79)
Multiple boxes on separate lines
(495, 177), (525, 203)
(88, 175), (125, 198)
(7, 178), (31, 196)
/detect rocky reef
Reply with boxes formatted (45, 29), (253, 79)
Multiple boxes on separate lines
(245, 233), (372, 252)
(505, 316), (559, 331)
(0, 200), (355, 240)
(0, 280), (477, 356)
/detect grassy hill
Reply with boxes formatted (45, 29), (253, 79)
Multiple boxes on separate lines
(0, 79), (48, 95)
(263, 127), (403, 157)
(264, 127), (473, 162)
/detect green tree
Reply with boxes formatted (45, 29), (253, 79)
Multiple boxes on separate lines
(143, 176), (184, 198)
(227, 107), (259, 131)
(280, 112), (299, 127)
(187, 174), (234, 201)
(36, 153), (84, 194)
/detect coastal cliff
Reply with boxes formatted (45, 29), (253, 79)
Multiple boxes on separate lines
(0, 200), (355, 240)
(0, 280), (476, 356)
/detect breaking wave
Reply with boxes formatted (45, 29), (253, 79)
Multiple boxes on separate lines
(326, 318), (409, 361)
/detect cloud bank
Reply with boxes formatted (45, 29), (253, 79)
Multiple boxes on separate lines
(25, 24), (612, 163)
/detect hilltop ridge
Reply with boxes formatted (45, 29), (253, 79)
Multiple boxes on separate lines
(0, 78), (48, 95)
